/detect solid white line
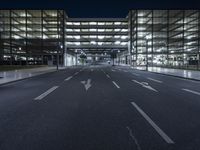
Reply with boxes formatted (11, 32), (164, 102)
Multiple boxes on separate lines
(132, 73), (139, 76)
(131, 102), (174, 144)
(65, 76), (73, 81)
(106, 74), (111, 78)
(182, 88), (200, 96)
(147, 77), (163, 83)
(112, 81), (120, 88)
(34, 86), (59, 100)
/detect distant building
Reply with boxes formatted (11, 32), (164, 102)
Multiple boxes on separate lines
(0, 10), (199, 70)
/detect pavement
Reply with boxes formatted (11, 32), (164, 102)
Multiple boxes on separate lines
(130, 66), (200, 81)
(0, 64), (200, 150)
(0, 66), (66, 85)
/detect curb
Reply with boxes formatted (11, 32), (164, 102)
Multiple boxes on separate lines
(132, 68), (200, 82)
(148, 71), (200, 82)
(0, 69), (59, 86)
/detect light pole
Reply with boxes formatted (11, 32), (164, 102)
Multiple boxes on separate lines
(118, 50), (120, 65)
(75, 49), (78, 66)
(145, 37), (148, 71)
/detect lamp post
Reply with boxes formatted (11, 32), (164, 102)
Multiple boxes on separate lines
(118, 50), (120, 65)
(75, 49), (78, 66)
(145, 37), (149, 71)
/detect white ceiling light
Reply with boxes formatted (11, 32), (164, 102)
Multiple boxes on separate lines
(74, 36), (80, 39)
(89, 22), (97, 25)
(75, 42), (80, 45)
(114, 22), (121, 25)
(114, 29), (121, 32)
(98, 42), (103, 45)
(91, 41), (96, 45)
(121, 29), (128, 32)
(73, 22), (80, 25)
(114, 35), (120, 38)
(120, 42), (127, 45)
(98, 36), (105, 39)
(115, 41), (121, 45)
(121, 36), (128, 39)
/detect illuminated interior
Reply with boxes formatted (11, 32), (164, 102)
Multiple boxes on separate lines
(0, 9), (200, 69)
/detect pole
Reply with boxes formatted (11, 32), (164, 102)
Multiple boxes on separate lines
(146, 39), (148, 71)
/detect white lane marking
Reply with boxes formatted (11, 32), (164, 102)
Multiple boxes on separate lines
(65, 76), (73, 81)
(106, 74), (111, 78)
(91, 69), (93, 72)
(101, 69), (106, 74)
(112, 81), (120, 89)
(182, 88), (200, 96)
(123, 70), (128, 72)
(126, 126), (141, 150)
(74, 72), (79, 75)
(111, 69), (116, 72)
(147, 77), (163, 83)
(132, 80), (158, 92)
(131, 102), (174, 144)
(132, 73), (139, 76)
(34, 86), (59, 100)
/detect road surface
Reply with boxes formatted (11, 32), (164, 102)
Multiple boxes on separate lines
(0, 65), (200, 150)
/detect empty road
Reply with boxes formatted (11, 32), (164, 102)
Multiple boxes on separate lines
(0, 65), (200, 150)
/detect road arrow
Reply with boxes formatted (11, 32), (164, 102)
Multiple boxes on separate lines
(81, 79), (92, 91)
(132, 80), (158, 92)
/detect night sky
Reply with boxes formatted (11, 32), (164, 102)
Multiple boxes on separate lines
(1, 0), (200, 18)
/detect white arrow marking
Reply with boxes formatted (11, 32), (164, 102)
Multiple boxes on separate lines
(81, 79), (92, 91)
(132, 80), (158, 92)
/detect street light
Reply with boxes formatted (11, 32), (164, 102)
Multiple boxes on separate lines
(117, 50), (120, 65)
(75, 49), (78, 66)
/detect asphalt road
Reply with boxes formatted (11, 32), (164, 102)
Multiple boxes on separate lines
(0, 65), (200, 150)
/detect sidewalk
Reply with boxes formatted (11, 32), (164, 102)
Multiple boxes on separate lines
(0, 66), (65, 85)
(134, 66), (200, 81)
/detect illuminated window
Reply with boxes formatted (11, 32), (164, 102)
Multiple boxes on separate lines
(74, 36), (81, 39)
(98, 36), (105, 39)
(121, 42), (127, 45)
(115, 41), (121, 45)
(66, 29), (73, 32)
(89, 22), (97, 25)
(66, 22), (73, 25)
(114, 29), (121, 32)
(91, 41), (96, 45)
(121, 36), (128, 39)
(89, 29), (97, 32)
(98, 29), (105, 32)
(98, 22), (105, 25)
(114, 22), (121, 25)
(114, 35), (120, 38)
(73, 22), (80, 25)
(121, 29), (128, 32)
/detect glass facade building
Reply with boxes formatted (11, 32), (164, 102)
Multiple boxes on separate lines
(0, 10), (65, 65)
(0, 9), (200, 70)
(128, 10), (200, 70)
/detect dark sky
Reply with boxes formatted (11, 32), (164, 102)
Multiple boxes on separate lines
(1, 0), (200, 18)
